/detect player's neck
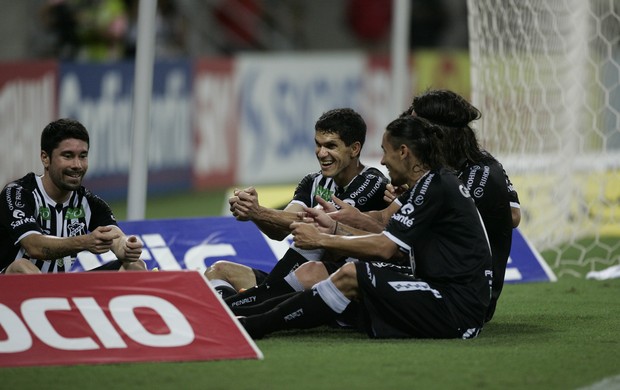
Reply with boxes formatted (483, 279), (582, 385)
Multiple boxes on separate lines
(408, 168), (430, 188)
(334, 160), (364, 188)
(40, 175), (71, 204)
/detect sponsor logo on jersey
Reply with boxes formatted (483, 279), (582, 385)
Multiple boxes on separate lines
(349, 176), (383, 203)
(392, 203), (415, 227)
(14, 187), (24, 209)
(39, 206), (51, 220)
(459, 184), (471, 198)
(365, 262), (376, 287)
(66, 206), (86, 219)
(10, 210), (36, 229)
(315, 185), (334, 202)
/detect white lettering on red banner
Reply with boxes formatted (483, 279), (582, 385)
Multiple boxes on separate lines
(0, 271), (262, 367)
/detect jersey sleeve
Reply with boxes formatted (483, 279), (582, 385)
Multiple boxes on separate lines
(502, 167), (520, 208)
(84, 191), (118, 231)
(290, 173), (315, 208)
(341, 171), (390, 212)
(0, 183), (42, 243)
(384, 174), (443, 253)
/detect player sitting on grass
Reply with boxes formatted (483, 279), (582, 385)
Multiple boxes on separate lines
(205, 108), (389, 299)
(227, 89), (520, 324)
(237, 115), (493, 339)
(0, 118), (146, 274)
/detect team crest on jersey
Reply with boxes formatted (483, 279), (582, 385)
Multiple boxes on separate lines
(67, 222), (86, 237)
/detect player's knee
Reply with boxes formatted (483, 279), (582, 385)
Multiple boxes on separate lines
(205, 260), (232, 279)
(121, 259), (147, 271)
(206, 260), (250, 283)
(295, 261), (329, 287)
(331, 263), (357, 288)
(326, 263), (359, 299)
(5, 259), (41, 274)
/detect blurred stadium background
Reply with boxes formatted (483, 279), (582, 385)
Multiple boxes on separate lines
(0, 0), (618, 279)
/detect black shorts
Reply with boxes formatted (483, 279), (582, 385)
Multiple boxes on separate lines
(253, 268), (269, 285)
(89, 260), (123, 271)
(355, 261), (468, 339)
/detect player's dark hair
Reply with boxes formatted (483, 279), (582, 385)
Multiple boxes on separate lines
(385, 116), (445, 171)
(41, 118), (90, 156)
(406, 89), (489, 169)
(315, 108), (366, 148)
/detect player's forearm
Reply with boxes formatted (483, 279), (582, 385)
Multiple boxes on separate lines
(319, 232), (396, 261)
(251, 208), (299, 240)
(350, 211), (386, 233)
(20, 234), (88, 260)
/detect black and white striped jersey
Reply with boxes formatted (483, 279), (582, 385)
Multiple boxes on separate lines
(290, 166), (389, 212)
(0, 173), (117, 273)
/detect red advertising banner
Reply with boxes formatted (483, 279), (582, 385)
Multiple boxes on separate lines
(0, 60), (58, 187)
(0, 271), (262, 367)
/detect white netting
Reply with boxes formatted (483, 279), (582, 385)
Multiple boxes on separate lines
(467, 0), (620, 278)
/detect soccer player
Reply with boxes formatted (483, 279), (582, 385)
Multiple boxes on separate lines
(205, 108), (390, 298)
(406, 89), (521, 322)
(0, 118), (146, 274)
(237, 115), (492, 339)
(230, 89), (520, 322)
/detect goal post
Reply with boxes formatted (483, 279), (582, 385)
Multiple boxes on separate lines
(467, 0), (620, 278)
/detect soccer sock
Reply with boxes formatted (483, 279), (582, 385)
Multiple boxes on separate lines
(225, 279), (295, 309)
(283, 272), (305, 292)
(209, 279), (237, 299)
(239, 286), (338, 339)
(262, 248), (309, 283)
(232, 292), (298, 316)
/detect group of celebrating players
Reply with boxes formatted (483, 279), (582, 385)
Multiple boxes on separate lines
(0, 89), (520, 340)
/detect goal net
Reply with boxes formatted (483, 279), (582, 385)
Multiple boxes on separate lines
(467, 0), (620, 278)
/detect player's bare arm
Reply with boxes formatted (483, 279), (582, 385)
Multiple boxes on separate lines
(107, 225), (143, 263)
(19, 225), (120, 260)
(512, 206), (521, 228)
(314, 195), (398, 233)
(232, 187), (305, 241)
(290, 220), (401, 262)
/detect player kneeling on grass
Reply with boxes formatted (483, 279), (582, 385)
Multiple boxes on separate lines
(237, 116), (493, 339)
(0, 118), (146, 274)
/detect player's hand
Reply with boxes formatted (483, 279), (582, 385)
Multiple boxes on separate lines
(384, 183), (409, 203)
(232, 187), (260, 220)
(303, 206), (336, 234)
(120, 235), (143, 263)
(88, 226), (121, 254)
(325, 195), (363, 225)
(314, 195), (338, 213)
(229, 187), (255, 221)
(290, 221), (322, 249)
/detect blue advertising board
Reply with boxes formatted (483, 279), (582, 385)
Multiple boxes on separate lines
(74, 217), (556, 284)
(58, 60), (193, 201)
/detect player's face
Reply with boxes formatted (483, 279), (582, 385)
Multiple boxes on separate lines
(380, 132), (407, 186)
(43, 138), (89, 192)
(314, 131), (356, 181)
